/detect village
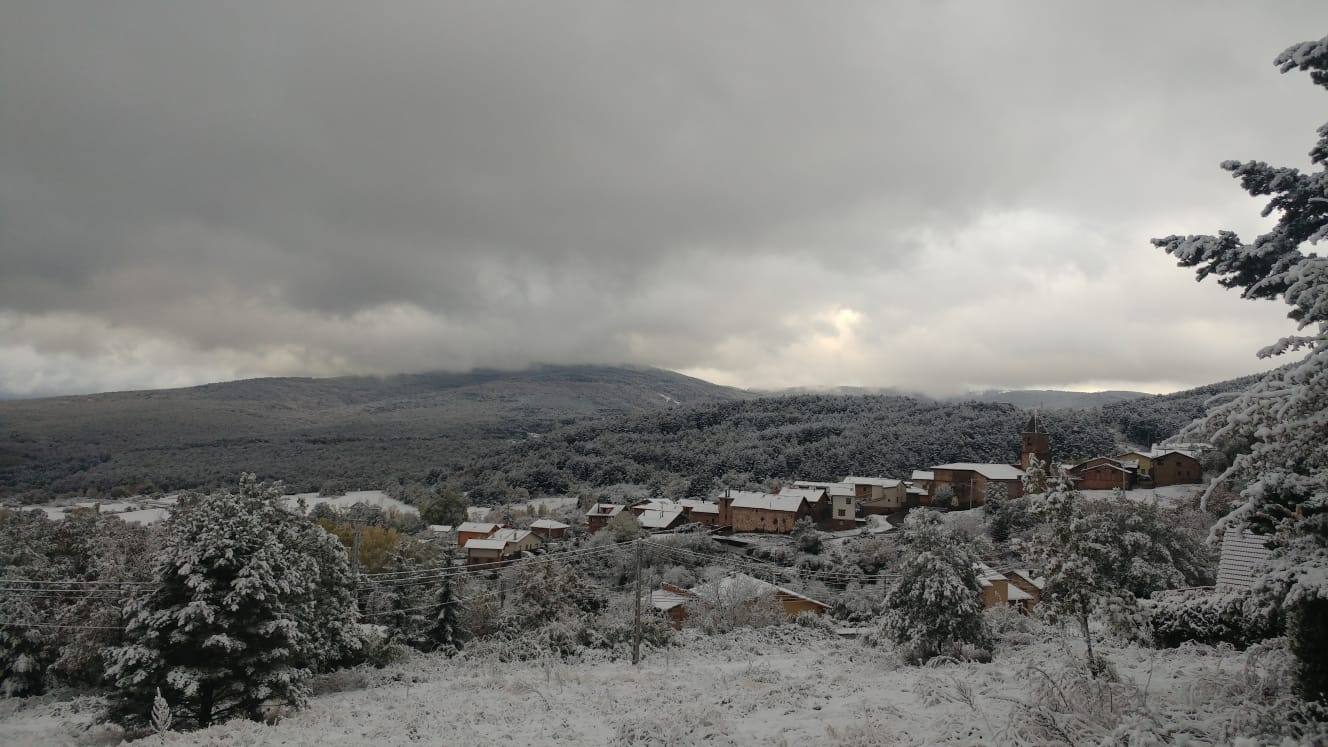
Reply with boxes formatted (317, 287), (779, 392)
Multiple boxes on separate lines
(444, 413), (1215, 628)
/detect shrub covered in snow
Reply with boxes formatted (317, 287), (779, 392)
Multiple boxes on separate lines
(1142, 589), (1281, 650)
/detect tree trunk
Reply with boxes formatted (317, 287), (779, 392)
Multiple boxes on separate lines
(198, 682), (214, 728)
(1079, 612), (1097, 676)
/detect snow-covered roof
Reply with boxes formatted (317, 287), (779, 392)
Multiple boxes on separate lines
(1006, 585), (1033, 602)
(777, 486), (827, 503)
(727, 491), (805, 512)
(791, 480), (838, 489)
(931, 463), (1025, 481)
(530, 519), (569, 529)
(637, 507), (686, 529)
(1150, 449), (1200, 462)
(456, 521), (498, 534)
(428, 524), (454, 532)
(679, 499), (719, 514)
(633, 498), (684, 512)
(910, 470), (935, 481)
(974, 563), (1009, 589)
(1074, 461), (1132, 474)
(586, 503), (625, 517)
(906, 486), (928, 495)
(1008, 570), (1045, 590)
(651, 588), (691, 611)
(841, 477), (902, 489)
(1116, 451), (1153, 461)
(491, 528), (534, 543)
(1216, 529), (1272, 591)
(690, 573), (829, 610)
(464, 538), (507, 551)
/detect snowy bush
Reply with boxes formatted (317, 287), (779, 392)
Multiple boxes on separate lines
(683, 577), (787, 635)
(1143, 589), (1281, 650)
(792, 516), (822, 554)
(983, 605), (1043, 648)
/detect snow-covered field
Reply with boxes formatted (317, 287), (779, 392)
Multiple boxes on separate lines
(1, 626), (1305, 746)
(467, 494), (579, 521)
(282, 490), (418, 516)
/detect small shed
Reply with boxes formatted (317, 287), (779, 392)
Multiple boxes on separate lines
(1006, 569), (1045, 613)
(1216, 528), (1272, 591)
(636, 505), (687, 532)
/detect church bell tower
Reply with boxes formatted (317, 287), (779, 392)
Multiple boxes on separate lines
(1020, 411), (1051, 470)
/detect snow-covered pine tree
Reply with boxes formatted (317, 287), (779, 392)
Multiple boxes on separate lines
(1152, 35), (1328, 702)
(880, 510), (988, 663)
(427, 573), (464, 652)
(984, 482), (1012, 543)
(103, 474), (344, 729)
(295, 521), (362, 670)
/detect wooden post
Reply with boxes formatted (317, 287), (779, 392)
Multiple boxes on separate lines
(632, 539), (643, 666)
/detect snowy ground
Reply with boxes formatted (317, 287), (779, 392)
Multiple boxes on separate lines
(0, 626), (1304, 746)
(1081, 484), (1204, 508)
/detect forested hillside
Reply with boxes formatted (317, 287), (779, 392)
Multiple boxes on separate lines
(453, 375), (1255, 504)
(0, 366), (745, 500)
(0, 364), (1255, 503)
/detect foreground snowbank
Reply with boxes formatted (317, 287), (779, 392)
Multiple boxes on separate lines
(0, 626), (1316, 746)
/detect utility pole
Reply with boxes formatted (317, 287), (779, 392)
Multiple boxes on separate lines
(351, 523), (363, 611)
(632, 538), (643, 666)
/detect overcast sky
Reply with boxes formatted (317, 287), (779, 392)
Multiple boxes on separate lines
(1, 2), (1323, 398)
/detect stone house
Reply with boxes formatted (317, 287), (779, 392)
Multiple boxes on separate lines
(841, 477), (906, 513)
(1151, 450), (1202, 487)
(718, 490), (809, 533)
(929, 463), (1026, 507)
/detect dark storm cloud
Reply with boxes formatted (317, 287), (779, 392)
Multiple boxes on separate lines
(0, 1), (1321, 396)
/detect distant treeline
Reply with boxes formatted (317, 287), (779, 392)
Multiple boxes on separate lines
(451, 376), (1255, 505)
